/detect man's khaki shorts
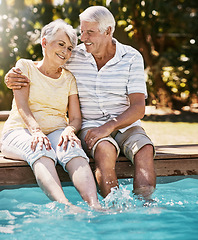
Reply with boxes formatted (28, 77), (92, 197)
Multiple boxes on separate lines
(78, 126), (155, 164)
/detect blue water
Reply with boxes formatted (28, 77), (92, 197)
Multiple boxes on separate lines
(0, 176), (198, 240)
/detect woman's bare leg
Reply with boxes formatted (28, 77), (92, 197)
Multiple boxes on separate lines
(33, 156), (72, 205)
(66, 157), (101, 209)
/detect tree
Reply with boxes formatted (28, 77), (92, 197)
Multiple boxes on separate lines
(0, 0), (197, 110)
(0, 0), (57, 110)
(110, 0), (198, 109)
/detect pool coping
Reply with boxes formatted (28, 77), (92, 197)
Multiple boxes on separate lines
(0, 144), (198, 187)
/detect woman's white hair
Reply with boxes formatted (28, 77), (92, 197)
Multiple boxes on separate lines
(41, 19), (77, 48)
(79, 6), (115, 36)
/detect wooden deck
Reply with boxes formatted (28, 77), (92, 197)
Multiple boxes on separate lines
(0, 144), (198, 187)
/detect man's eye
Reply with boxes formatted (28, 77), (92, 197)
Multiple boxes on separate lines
(80, 30), (93, 35)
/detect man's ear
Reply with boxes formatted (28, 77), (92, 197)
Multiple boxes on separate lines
(106, 26), (112, 36)
(41, 38), (47, 48)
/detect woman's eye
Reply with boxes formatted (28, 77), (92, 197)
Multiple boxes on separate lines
(59, 43), (64, 46)
(68, 47), (72, 52)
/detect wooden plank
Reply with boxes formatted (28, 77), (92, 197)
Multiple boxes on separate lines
(0, 144), (198, 187)
(155, 144), (198, 159)
(0, 157), (28, 167)
(0, 157), (197, 186)
(154, 158), (198, 176)
(0, 111), (9, 121)
(0, 167), (37, 185)
(1, 145), (198, 163)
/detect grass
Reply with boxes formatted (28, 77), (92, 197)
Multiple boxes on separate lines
(0, 120), (197, 146)
(141, 121), (198, 145)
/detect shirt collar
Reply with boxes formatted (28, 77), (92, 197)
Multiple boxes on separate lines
(109, 38), (128, 65)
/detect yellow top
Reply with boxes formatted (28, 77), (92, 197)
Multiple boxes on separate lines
(3, 59), (78, 135)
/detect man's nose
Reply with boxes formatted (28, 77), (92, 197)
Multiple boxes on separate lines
(80, 32), (86, 42)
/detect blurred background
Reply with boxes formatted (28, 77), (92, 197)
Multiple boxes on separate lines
(0, 0), (197, 145)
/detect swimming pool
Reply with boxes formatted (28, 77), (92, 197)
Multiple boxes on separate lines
(0, 176), (198, 240)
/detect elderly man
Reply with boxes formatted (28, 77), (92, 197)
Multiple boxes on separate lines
(5, 6), (156, 199)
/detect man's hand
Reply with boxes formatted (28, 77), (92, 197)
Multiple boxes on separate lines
(5, 68), (30, 89)
(85, 125), (113, 150)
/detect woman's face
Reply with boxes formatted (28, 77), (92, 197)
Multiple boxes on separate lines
(44, 29), (73, 66)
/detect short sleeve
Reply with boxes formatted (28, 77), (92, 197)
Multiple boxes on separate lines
(127, 51), (148, 98)
(15, 59), (30, 79)
(68, 74), (78, 96)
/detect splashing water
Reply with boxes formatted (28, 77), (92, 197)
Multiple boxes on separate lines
(103, 185), (134, 210)
(0, 176), (198, 240)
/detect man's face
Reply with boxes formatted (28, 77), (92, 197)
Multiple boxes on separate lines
(80, 21), (106, 55)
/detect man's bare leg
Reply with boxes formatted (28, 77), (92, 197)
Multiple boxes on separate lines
(133, 144), (156, 199)
(94, 141), (118, 197)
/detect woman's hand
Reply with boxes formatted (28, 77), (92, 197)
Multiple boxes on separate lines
(58, 126), (81, 150)
(31, 130), (52, 152)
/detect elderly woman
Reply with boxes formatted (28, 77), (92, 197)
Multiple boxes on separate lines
(1, 19), (101, 210)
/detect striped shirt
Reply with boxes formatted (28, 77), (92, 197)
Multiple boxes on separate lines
(64, 38), (147, 132)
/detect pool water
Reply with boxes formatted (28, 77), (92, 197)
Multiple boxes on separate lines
(0, 176), (198, 240)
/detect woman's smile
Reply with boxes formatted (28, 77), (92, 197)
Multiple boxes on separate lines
(56, 52), (66, 60)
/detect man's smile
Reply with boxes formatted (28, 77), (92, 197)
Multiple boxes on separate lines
(84, 42), (92, 46)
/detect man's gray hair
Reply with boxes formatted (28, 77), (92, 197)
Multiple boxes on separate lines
(79, 6), (116, 36)
(41, 19), (77, 48)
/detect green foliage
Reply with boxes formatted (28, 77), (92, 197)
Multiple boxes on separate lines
(0, 0), (37, 109)
(0, 0), (197, 110)
(110, 0), (198, 108)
